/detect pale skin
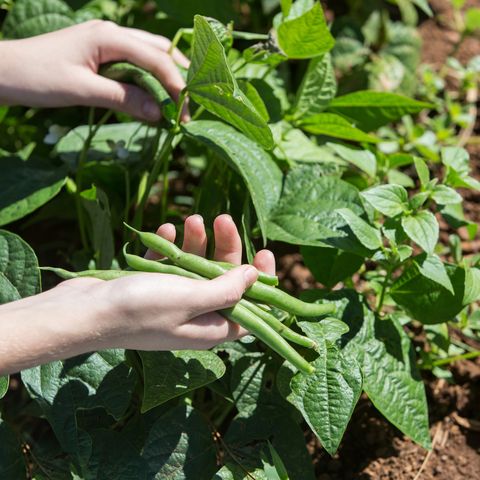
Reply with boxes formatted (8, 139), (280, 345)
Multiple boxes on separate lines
(0, 22), (276, 375)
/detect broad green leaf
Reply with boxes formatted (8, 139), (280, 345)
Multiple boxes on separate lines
(280, 0), (293, 16)
(276, 2), (334, 59)
(237, 80), (270, 122)
(431, 185), (462, 205)
(301, 246), (364, 289)
(464, 267), (480, 304)
(361, 184), (408, 217)
(411, 0), (433, 16)
(292, 54), (336, 119)
(87, 429), (148, 480)
(0, 419), (26, 479)
(300, 113), (378, 143)
(272, 122), (341, 165)
(336, 208), (383, 250)
(0, 156), (67, 226)
(401, 210), (439, 254)
(465, 7), (480, 33)
(2, 0), (76, 38)
(307, 290), (431, 448)
(264, 442), (289, 480)
(142, 404), (217, 480)
(187, 16), (273, 149)
(414, 253), (454, 294)
(56, 123), (157, 168)
(328, 91), (432, 131)
(21, 350), (136, 463)
(154, 0), (238, 24)
(183, 121), (282, 243)
(0, 230), (41, 304)
(80, 186), (114, 269)
(0, 376), (9, 399)
(391, 263), (467, 324)
(266, 166), (365, 247)
(414, 157), (430, 186)
(328, 143), (377, 177)
(139, 350), (226, 413)
(288, 322), (362, 455)
(214, 465), (269, 480)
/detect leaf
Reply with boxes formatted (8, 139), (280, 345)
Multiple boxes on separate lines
(328, 91), (432, 131)
(464, 267), (480, 304)
(142, 404), (217, 480)
(80, 186), (114, 269)
(411, 0), (433, 16)
(139, 350), (226, 413)
(292, 54), (337, 119)
(465, 7), (480, 33)
(187, 16), (273, 149)
(361, 184), (409, 217)
(328, 142), (377, 177)
(0, 419), (26, 479)
(183, 120), (282, 244)
(391, 263), (467, 324)
(0, 156), (67, 226)
(401, 210), (439, 254)
(276, 2), (335, 59)
(56, 123), (157, 169)
(271, 122), (341, 165)
(288, 322), (362, 455)
(414, 157), (430, 186)
(21, 350), (136, 463)
(414, 253), (454, 294)
(431, 185), (462, 205)
(154, 0), (238, 24)
(336, 208), (383, 250)
(266, 166), (365, 247)
(2, 0), (76, 38)
(237, 80), (270, 122)
(0, 230), (41, 304)
(0, 376), (8, 399)
(309, 290), (431, 448)
(300, 113), (378, 143)
(301, 246), (364, 289)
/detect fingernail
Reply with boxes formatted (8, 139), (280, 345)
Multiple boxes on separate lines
(142, 100), (161, 121)
(243, 266), (258, 285)
(192, 214), (204, 224)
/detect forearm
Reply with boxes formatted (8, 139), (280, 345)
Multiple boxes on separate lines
(0, 279), (114, 375)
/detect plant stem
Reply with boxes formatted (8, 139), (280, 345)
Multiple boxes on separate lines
(431, 350), (480, 368)
(376, 266), (393, 314)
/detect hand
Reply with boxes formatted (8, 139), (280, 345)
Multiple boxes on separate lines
(0, 20), (190, 121)
(92, 214), (276, 350)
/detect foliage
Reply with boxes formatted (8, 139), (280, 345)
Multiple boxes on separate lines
(0, 0), (479, 478)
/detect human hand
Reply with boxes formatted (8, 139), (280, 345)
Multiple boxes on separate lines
(0, 20), (190, 121)
(84, 214), (276, 351)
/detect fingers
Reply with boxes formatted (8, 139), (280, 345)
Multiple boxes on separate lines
(124, 27), (190, 69)
(95, 22), (186, 101)
(182, 215), (207, 256)
(81, 74), (162, 122)
(213, 215), (243, 264)
(253, 249), (276, 276)
(145, 223), (176, 260)
(192, 265), (258, 315)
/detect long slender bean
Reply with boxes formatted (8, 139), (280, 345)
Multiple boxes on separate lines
(241, 300), (317, 349)
(211, 260), (279, 286)
(40, 267), (137, 281)
(125, 225), (336, 317)
(221, 303), (315, 375)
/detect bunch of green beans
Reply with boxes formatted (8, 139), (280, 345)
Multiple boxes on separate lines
(122, 225), (337, 374)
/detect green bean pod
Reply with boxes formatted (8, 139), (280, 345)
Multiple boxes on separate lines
(222, 303), (315, 375)
(211, 260), (279, 286)
(126, 225), (336, 317)
(41, 267), (137, 281)
(241, 300), (317, 349)
(99, 62), (177, 122)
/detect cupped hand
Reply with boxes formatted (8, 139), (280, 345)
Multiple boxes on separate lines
(0, 20), (190, 121)
(91, 214), (276, 351)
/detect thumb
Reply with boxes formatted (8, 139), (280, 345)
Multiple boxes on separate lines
(193, 265), (258, 315)
(83, 74), (161, 122)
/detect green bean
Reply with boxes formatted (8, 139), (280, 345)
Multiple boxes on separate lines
(221, 303), (315, 375)
(241, 300), (317, 349)
(99, 62), (177, 122)
(211, 260), (279, 286)
(41, 267), (137, 281)
(125, 224), (336, 317)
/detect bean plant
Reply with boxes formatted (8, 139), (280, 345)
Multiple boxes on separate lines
(0, 0), (479, 479)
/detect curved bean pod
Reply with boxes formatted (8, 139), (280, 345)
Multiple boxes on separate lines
(126, 224), (336, 317)
(221, 303), (315, 375)
(41, 267), (137, 281)
(211, 260), (279, 286)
